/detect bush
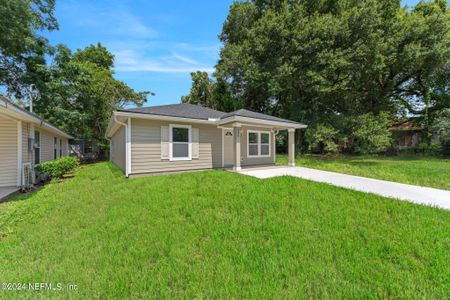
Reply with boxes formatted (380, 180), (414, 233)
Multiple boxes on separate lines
(306, 124), (339, 154)
(351, 112), (392, 154)
(432, 108), (450, 155)
(36, 157), (80, 180)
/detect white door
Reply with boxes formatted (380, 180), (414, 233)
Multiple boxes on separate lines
(0, 114), (18, 187)
(223, 129), (234, 167)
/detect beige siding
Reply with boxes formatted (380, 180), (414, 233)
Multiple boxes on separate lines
(111, 126), (126, 172)
(241, 126), (275, 167)
(39, 129), (55, 163)
(62, 139), (69, 156)
(131, 119), (222, 174)
(35, 127), (69, 164)
(0, 114), (18, 187)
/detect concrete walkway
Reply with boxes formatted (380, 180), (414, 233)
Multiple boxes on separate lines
(239, 167), (450, 210)
(0, 186), (19, 202)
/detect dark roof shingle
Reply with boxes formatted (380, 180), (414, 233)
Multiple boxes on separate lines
(119, 103), (304, 126)
(118, 103), (225, 120)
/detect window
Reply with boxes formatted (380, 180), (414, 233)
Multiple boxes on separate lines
(54, 137), (58, 159)
(60, 139), (63, 157)
(34, 131), (41, 164)
(247, 130), (271, 157)
(170, 124), (191, 160)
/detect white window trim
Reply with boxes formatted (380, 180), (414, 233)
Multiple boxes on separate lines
(169, 124), (192, 161)
(247, 130), (271, 158)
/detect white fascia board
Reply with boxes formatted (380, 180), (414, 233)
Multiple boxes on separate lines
(217, 115), (307, 129)
(114, 111), (219, 125)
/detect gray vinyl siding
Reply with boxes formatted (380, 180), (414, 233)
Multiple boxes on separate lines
(35, 127), (69, 164)
(131, 119), (222, 174)
(241, 126), (275, 167)
(0, 114), (18, 187)
(111, 126), (126, 172)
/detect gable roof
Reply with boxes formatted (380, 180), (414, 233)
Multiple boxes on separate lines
(0, 95), (73, 139)
(118, 103), (226, 120)
(220, 109), (301, 125)
(118, 103), (305, 126)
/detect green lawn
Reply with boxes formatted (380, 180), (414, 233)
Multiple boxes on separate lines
(278, 154), (450, 190)
(0, 163), (448, 298)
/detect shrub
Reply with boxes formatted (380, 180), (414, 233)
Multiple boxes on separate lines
(36, 157), (80, 180)
(432, 108), (450, 155)
(351, 112), (392, 154)
(306, 124), (339, 154)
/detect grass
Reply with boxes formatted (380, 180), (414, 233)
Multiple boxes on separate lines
(0, 162), (449, 298)
(278, 154), (450, 190)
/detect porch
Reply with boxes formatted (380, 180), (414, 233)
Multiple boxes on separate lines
(219, 120), (302, 171)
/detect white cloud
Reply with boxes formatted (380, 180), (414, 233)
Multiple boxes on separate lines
(114, 48), (215, 73)
(58, 1), (219, 74)
(171, 53), (198, 65)
(108, 11), (158, 39)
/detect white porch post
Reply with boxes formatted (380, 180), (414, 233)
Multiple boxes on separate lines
(288, 128), (295, 167)
(233, 124), (241, 171)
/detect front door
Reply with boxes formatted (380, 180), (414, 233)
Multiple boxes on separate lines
(223, 128), (234, 167)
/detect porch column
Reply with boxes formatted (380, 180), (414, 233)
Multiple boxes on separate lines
(233, 124), (241, 171)
(288, 128), (295, 167)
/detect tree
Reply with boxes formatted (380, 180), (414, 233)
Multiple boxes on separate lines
(39, 43), (150, 157)
(351, 113), (393, 154)
(432, 108), (450, 155)
(181, 71), (215, 108)
(0, 0), (57, 100)
(305, 124), (340, 154)
(181, 71), (239, 112)
(203, 0), (449, 151)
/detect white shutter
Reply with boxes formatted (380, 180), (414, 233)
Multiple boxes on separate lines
(192, 127), (199, 159)
(161, 126), (169, 159)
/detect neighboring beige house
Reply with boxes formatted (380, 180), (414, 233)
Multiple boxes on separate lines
(0, 96), (73, 189)
(105, 103), (306, 177)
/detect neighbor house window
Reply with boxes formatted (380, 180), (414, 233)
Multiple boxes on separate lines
(54, 137), (58, 159)
(247, 130), (271, 157)
(170, 124), (191, 160)
(34, 131), (41, 164)
(60, 139), (63, 157)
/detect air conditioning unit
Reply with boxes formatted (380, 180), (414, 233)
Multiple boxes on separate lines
(21, 163), (35, 191)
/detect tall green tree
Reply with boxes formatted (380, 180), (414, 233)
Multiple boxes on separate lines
(181, 71), (215, 108)
(0, 0), (57, 100)
(39, 43), (150, 156)
(206, 0), (450, 149)
(181, 71), (240, 112)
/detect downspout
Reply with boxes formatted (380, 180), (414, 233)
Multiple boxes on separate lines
(113, 115), (131, 177)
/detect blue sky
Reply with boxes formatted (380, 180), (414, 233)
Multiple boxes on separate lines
(43, 0), (420, 107)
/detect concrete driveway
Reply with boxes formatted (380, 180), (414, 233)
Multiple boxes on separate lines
(239, 167), (450, 211)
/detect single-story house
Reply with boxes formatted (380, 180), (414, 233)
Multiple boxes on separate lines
(105, 103), (306, 177)
(0, 96), (73, 189)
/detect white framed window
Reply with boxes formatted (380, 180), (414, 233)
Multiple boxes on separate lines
(34, 131), (41, 165)
(169, 124), (192, 161)
(247, 130), (271, 158)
